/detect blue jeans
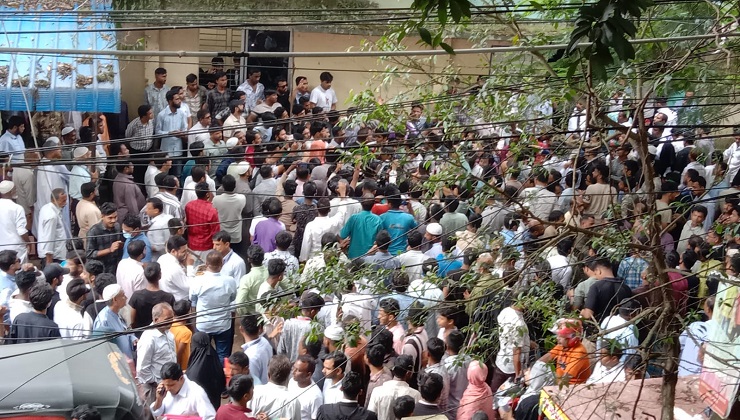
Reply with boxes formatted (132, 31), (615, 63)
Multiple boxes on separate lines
(209, 327), (234, 366)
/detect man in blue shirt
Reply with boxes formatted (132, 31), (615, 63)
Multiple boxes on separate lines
(380, 186), (417, 255)
(122, 214), (152, 263)
(154, 90), (188, 176)
(92, 284), (137, 359)
(0, 250), (21, 327)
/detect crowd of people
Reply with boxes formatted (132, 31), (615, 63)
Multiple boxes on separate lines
(0, 64), (739, 420)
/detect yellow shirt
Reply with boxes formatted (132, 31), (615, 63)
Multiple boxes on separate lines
(170, 322), (192, 370)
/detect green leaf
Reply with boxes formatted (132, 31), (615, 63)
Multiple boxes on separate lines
(418, 27), (433, 45)
(438, 0), (448, 24)
(600, 3), (616, 22)
(440, 42), (455, 54)
(611, 16), (637, 37)
(530, 0), (544, 12)
(457, 0), (471, 19)
(433, 31), (442, 47)
(567, 26), (591, 55)
(450, 0), (463, 23)
(566, 61), (578, 80)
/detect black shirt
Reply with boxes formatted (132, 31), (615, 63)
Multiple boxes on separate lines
(584, 277), (633, 323)
(85, 222), (123, 274)
(129, 289), (176, 330)
(10, 312), (61, 344)
(277, 92), (291, 111)
(83, 301), (108, 324)
(413, 402), (443, 416)
(317, 402), (378, 420)
(47, 290), (60, 322)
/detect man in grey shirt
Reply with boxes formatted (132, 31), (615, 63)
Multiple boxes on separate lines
(250, 165), (278, 217)
(213, 175), (247, 249)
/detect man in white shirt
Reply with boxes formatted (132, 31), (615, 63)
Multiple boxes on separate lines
(265, 231), (300, 279)
(158, 235), (192, 301)
(288, 355), (324, 420)
(0, 181), (30, 263)
(309, 72), (338, 110)
(223, 100), (246, 138)
(547, 238), (574, 290)
(249, 89), (282, 121)
(522, 170), (557, 221)
(599, 298), (639, 364)
(586, 343), (626, 384)
(188, 110), (212, 154)
(68, 147), (96, 202)
(152, 361), (215, 420)
(300, 196), (347, 262)
(54, 278), (89, 339)
(322, 351), (347, 405)
(38, 188), (68, 266)
(137, 302), (177, 403)
(249, 355), (301, 420)
(724, 127), (740, 182)
(396, 231), (429, 282)
(566, 99), (587, 142)
(145, 155), (172, 199)
(144, 198), (173, 262)
(237, 69), (265, 112)
(189, 250), (237, 364)
(493, 303), (530, 394)
(655, 97), (678, 136)
(116, 240), (146, 299)
(0, 115), (25, 163)
(677, 205), (708, 254)
(367, 355), (421, 420)
(213, 231), (246, 280)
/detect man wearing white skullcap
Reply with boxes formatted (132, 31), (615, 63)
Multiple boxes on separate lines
(0, 181), (30, 262)
(92, 284), (136, 359)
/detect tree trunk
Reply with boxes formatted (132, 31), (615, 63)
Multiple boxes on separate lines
(634, 102), (679, 420)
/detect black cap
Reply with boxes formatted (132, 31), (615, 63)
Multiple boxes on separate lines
(42, 263), (70, 281)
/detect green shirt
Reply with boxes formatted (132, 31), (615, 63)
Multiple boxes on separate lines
(440, 212), (468, 235)
(340, 210), (383, 259)
(236, 265), (268, 315)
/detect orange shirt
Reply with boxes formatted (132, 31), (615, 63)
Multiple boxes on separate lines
(548, 343), (591, 384)
(170, 322), (192, 370)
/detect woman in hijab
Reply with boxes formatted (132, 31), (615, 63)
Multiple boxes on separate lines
(457, 361), (496, 420)
(187, 332), (226, 409)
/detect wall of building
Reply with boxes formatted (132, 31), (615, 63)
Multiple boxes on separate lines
(117, 27), (495, 119)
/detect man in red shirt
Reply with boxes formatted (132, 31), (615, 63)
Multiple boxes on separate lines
(185, 182), (220, 263)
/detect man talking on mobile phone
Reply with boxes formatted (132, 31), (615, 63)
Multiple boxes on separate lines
(152, 362), (216, 420)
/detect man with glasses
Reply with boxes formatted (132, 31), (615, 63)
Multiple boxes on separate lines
(276, 78), (291, 110)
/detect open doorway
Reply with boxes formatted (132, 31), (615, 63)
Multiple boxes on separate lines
(242, 29), (291, 90)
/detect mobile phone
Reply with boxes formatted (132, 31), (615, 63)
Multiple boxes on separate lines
(158, 386), (166, 396)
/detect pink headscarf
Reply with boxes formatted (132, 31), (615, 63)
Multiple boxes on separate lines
(457, 361), (496, 420)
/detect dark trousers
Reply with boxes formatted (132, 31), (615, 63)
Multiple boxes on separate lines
(209, 327), (234, 366)
(490, 366), (515, 420)
(128, 146), (152, 193)
(490, 365), (515, 396)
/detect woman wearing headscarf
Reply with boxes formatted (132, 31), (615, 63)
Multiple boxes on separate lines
(457, 361), (496, 420)
(187, 332), (227, 409)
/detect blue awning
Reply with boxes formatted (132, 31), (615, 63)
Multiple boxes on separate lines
(0, 0), (121, 112)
